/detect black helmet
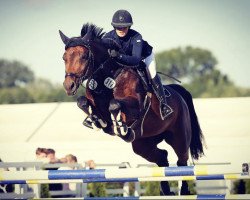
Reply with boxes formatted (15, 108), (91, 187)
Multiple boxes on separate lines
(111, 9), (133, 28)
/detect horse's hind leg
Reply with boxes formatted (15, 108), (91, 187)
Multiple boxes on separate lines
(132, 137), (174, 195)
(177, 154), (191, 195)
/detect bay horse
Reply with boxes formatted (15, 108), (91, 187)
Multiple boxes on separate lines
(59, 23), (204, 195)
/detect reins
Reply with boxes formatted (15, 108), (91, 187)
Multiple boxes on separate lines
(157, 71), (181, 83)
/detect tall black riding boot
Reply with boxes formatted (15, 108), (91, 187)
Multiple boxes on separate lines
(151, 75), (173, 120)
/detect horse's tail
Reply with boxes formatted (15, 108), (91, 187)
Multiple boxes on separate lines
(168, 84), (205, 160)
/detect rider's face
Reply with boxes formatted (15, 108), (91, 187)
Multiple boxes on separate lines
(115, 27), (129, 37)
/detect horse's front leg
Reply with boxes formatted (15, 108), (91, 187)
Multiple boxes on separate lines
(77, 96), (107, 130)
(109, 98), (138, 142)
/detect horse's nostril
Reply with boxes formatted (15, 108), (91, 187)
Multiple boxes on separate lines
(70, 82), (75, 90)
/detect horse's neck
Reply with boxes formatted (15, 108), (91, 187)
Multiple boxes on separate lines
(91, 42), (108, 65)
(93, 57), (120, 78)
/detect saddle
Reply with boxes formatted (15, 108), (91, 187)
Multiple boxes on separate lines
(136, 62), (151, 92)
(131, 63), (172, 138)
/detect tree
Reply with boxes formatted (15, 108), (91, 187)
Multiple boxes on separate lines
(0, 87), (35, 104)
(143, 182), (160, 195)
(0, 58), (81, 104)
(0, 59), (34, 88)
(88, 183), (106, 197)
(155, 46), (250, 97)
(26, 78), (84, 103)
(155, 46), (218, 83)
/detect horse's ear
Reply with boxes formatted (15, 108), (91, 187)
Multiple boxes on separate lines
(59, 30), (69, 45)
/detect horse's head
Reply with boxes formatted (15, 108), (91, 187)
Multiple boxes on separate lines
(59, 23), (106, 96)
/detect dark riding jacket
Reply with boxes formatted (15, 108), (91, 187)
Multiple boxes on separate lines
(103, 29), (153, 66)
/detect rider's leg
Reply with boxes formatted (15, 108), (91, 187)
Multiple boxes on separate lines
(144, 52), (173, 120)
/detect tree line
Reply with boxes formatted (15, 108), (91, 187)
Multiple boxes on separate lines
(0, 46), (249, 104)
(156, 46), (250, 97)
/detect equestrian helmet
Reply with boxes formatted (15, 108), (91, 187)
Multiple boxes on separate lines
(111, 9), (133, 28)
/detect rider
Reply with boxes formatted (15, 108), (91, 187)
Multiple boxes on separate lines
(103, 9), (173, 120)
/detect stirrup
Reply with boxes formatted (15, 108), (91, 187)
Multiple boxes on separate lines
(160, 104), (173, 120)
(82, 117), (93, 129)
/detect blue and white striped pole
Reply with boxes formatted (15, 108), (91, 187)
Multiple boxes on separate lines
(32, 194), (250, 200)
(0, 165), (246, 181)
(0, 173), (250, 184)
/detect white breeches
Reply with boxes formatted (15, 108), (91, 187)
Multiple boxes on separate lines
(143, 52), (157, 79)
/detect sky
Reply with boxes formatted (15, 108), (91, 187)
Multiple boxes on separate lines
(0, 0), (250, 87)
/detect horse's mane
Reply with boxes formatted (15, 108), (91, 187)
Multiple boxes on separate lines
(81, 23), (105, 39)
(80, 23), (122, 51)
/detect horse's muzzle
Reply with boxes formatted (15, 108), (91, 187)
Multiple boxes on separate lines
(63, 78), (78, 96)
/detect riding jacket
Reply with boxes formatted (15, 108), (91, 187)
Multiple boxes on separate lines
(103, 29), (153, 66)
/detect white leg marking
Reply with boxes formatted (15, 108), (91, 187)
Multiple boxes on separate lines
(120, 125), (128, 136)
(98, 119), (107, 128)
(116, 111), (127, 136)
(88, 106), (92, 114)
(111, 114), (119, 135)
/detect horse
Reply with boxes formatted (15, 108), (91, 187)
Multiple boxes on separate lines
(59, 23), (204, 195)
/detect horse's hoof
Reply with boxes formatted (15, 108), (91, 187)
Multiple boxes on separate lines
(160, 181), (175, 196)
(160, 191), (175, 196)
(121, 128), (135, 143)
(180, 189), (191, 195)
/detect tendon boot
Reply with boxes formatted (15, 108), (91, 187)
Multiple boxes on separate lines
(151, 75), (173, 120)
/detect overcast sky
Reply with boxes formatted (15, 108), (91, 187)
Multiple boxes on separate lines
(0, 0), (250, 87)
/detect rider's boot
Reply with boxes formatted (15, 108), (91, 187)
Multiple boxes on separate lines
(151, 74), (173, 120)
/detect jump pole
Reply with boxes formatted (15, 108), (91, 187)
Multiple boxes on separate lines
(0, 164), (248, 181)
(1, 173), (249, 185)
(33, 194), (250, 200)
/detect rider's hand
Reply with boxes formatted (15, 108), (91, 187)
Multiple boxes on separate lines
(108, 49), (120, 58)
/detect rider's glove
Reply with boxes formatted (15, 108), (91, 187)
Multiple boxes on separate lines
(108, 49), (120, 58)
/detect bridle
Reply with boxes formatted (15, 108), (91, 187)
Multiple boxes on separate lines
(64, 44), (94, 86)
(64, 40), (116, 89)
